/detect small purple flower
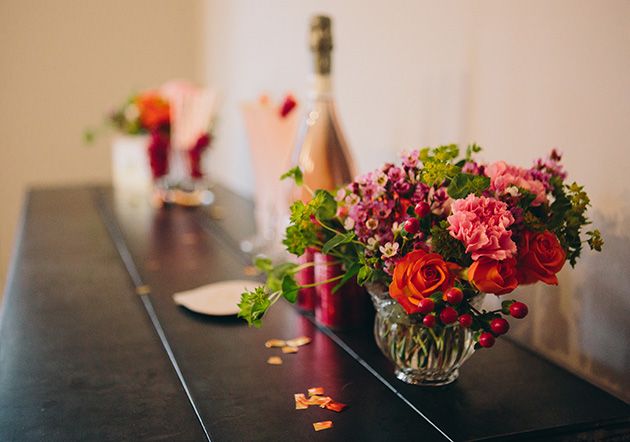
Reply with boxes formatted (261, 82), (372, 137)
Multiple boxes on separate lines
(393, 180), (411, 194)
(387, 166), (405, 182)
(401, 149), (420, 169)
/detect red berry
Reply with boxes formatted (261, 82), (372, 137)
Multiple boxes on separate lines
(414, 202), (431, 218)
(509, 302), (528, 319)
(404, 218), (420, 234)
(490, 318), (510, 335)
(423, 314), (436, 328)
(458, 314), (473, 328)
(418, 298), (435, 315)
(478, 332), (495, 348)
(444, 287), (463, 305)
(439, 306), (458, 325)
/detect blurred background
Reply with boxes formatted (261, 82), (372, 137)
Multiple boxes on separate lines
(1, 0), (628, 399)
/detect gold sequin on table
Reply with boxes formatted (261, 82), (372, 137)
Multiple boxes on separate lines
(293, 387), (348, 431)
(264, 336), (312, 363)
(313, 421), (333, 431)
(266, 356), (283, 365)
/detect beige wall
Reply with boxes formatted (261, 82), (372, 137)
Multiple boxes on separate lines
(0, 0), (203, 291)
(203, 0), (630, 400)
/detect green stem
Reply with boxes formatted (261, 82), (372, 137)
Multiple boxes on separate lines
(299, 274), (345, 288)
(316, 217), (365, 248)
(303, 183), (315, 197)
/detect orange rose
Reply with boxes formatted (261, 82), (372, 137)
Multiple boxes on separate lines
(389, 250), (456, 314)
(468, 257), (518, 295)
(517, 230), (566, 285)
(136, 92), (170, 131)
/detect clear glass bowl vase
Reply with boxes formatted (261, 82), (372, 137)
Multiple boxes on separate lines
(367, 283), (484, 386)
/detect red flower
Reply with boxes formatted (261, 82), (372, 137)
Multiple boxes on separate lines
(136, 92), (170, 131)
(147, 130), (170, 179)
(187, 133), (211, 178)
(389, 250), (457, 314)
(279, 94), (297, 118)
(468, 257), (518, 295)
(517, 230), (566, 285)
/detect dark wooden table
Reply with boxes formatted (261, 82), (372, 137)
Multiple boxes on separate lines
(1, 185), (628, 441)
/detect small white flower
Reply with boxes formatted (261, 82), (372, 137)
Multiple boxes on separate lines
(505, 186), (520, 197)
(335, 188), (347, 202)
(366, 237), (379, 250)
(344, 217), (355, 230)
(345, 194), (360, 206)
(379, 242), (400, 258)
(366, 218), (379, 230)
(391, 222), (403, 235)
(375, 172), (388, 187)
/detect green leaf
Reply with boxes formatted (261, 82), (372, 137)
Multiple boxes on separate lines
(447, 173), (490, 199)
(586, 229), (604, 251)
(322, 232), (355, 254)
(430, 220), (471, 266)
(83, 129), (96, 144)
(419, 144), (461, 186)
(280, 166), (303, 186)
(266, 262), (298, 292)
(313, 189), (337, 220)
(332, 262), (361, 293)
(281, 275), (299, 303)
(237, 287), (272, 327)
(357, 265), (373, 285)
(254, 256), (273, 273)
(465, 143), (482, 160)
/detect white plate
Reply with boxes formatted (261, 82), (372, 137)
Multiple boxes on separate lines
(173, 280), (260, 316)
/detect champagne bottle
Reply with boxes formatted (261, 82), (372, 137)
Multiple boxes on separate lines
(293, 15), (357, 314)
(291, 15), (355, 201)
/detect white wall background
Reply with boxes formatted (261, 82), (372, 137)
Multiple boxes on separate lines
(0, 0), (203, 291)
(202, 0), (630, 400)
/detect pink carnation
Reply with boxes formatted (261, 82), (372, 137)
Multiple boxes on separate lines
(486, 161), (547, 206)
(447, 195), (517, 261)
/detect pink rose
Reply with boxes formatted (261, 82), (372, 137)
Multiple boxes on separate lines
(486, 161), (547, 206)
(447, 195), (517, 261)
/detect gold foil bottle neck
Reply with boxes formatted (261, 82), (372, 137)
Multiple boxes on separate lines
(310, 15), (332, 75)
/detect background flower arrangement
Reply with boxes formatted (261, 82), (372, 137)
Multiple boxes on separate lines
(239, 144), (602, 351)
(85, 83), (213, 183)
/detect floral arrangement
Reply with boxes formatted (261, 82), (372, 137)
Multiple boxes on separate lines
(85, 86), (212, 181)
(239, 144), (602, 349)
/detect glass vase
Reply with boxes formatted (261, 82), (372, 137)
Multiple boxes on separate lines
(367, 283), (484, 386)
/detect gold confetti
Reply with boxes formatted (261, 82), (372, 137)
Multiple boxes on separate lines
(267, 356), (283, 365)
(294, 394), (308, 410)
(313, 421), (333, 431)
(286, 336), (311, 347)
(305, 395), (332, 407)
(281, 346), (298, 354)
(243, 266), (259, 276)
(325, 401), (348, 413)
(307, 387), (325, 396)
(265, 339), (286, 348)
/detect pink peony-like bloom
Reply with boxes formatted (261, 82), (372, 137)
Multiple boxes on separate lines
(486, 161), (547, 206)
(447, 195), (517, 261)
